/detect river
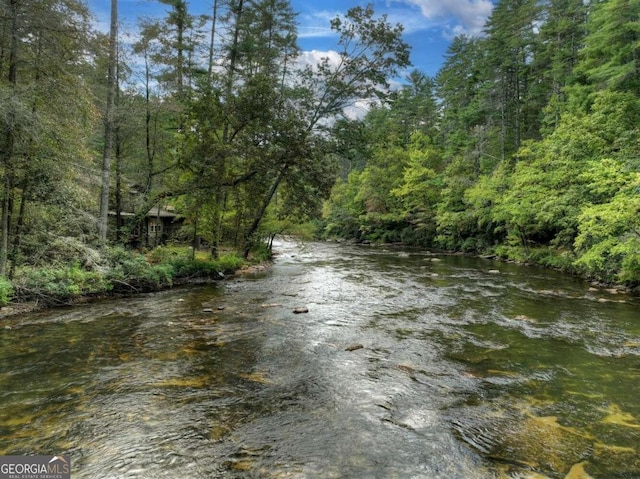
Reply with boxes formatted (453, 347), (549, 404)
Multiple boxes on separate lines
(0, 240), (638, 478)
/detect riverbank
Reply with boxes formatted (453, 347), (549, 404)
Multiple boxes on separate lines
(0, 246), (272, 321)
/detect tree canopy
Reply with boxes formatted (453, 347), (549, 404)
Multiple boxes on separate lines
(0, 0), (638, 288)
(321, 0), (640, 287)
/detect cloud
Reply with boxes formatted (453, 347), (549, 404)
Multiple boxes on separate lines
(401, 0), (493, 37)
(296, 49), (342, 70)
(296, 10), (339, 39)
(343, 100), (372, 120)
(296, 6), (431, 40)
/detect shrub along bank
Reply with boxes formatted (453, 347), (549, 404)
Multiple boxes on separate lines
(0, 246), (247, 309)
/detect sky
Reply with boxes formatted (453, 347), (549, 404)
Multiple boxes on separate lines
(89, 0), (496, 79)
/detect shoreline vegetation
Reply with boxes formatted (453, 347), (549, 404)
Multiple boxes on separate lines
(0, 245), (272, 320)
(1, 236), (635, 322)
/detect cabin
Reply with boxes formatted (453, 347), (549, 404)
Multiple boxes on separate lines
(145, 207), (184, 247)
(109, 206), (185, 247)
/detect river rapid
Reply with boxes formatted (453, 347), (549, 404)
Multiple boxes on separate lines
(0, 240), (639, 478)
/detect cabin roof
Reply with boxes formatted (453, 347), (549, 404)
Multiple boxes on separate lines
(108, 207), (181, 219)
(147, 208), (179, 218)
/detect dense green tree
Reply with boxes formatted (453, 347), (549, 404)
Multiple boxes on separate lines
(172, 2), (410, 257)
(0, 0), (96, 274)
(436, 35), (490, 166)
(321, 0), (640, 285)
(571, 0), (640, 107)
(535, 0), (589, 131)
(484, 0), (543, 157)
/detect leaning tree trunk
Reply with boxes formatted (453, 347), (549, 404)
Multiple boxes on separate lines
(243, 165), (288, 259)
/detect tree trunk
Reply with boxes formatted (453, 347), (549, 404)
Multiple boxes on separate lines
(191, 219), (198, 260)
(243, 165), (287, 259)
(208, 0), (219, 80)
(8, 182), (28, 279)
(143, 48), (155, 202)
(115, 133), (123, 242)
(176, 3), (185, 98)
(114, 46), (123, 243)
(98, 0), (118, 247)
(0, 0), (19, 276)
(0, 174), (13, 277)
(223, 0), (244, 143)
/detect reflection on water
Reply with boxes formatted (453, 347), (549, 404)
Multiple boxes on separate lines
(0, 240), (639, 478)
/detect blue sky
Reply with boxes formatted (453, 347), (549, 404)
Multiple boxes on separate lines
(89, 0), (495, 79)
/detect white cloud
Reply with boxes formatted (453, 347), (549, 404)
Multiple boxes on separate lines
(296, 49), (343, 71)
(401, 0), (493, 37)
(343, 100), (372, 120)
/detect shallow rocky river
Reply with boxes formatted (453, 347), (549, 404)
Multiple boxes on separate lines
(0, 240), (638, 478)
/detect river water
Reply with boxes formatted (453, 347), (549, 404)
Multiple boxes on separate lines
(0, 240), (639, 478)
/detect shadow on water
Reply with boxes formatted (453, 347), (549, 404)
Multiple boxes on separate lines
(0, 239), (639, 478)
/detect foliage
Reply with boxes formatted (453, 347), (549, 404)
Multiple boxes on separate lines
(0, 276), (14, 307)
(1, 0), (639, 292)
(574, 175), (640, 284)
(5, 244), (249, 306)
(320, 2), (640, 286)
(104, 247), (173, 291)
(147, 245), (245, 276)
(14, 264), (112, 303)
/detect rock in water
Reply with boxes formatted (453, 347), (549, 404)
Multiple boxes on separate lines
(345, 344), (364, 352)
(293, 307), (309, 314)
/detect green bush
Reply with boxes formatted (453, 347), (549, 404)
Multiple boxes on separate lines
(0, 276), (13, 307)
(168, 258), (220, 278)
(153, 249), (244, 279)
(106, 250), (174, 291)
(216, 253), (245, 273)
(146, 245), (189, 264)
(527, 248), (575, 272)
(8, 246), (247, 305)
(15, 264), (111, 303)
(249, 242), (274, 262)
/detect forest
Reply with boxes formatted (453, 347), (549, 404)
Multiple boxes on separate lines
(321, 0), (640, 289)
(0, 0), (638, 307)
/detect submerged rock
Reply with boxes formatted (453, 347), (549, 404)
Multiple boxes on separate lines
(565, 461), (594, 479)
(345, 343), (364, 351)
